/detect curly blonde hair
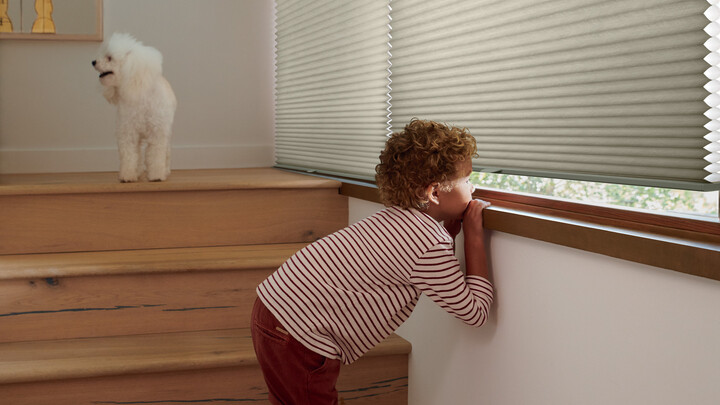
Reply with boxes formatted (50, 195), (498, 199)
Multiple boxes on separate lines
(375, 119), (478, 210)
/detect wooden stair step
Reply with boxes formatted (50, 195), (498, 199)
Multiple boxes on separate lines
(0, 243), (307, 280)
(0, 329), (250, 385)
(0, 328), (411, 405)
(0, 244), (306, 343)
(0, 168), (348, 255)
(0, 328), (412, 384)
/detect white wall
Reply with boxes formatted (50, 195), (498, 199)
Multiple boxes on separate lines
(350, 197), (720, 405)
(0, 0), (275, 173)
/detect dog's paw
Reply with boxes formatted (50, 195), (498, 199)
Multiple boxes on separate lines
(118, 167), (140, 183)
(147, 174), (167, 182)
(147, 169), (168, 182)
(118, 174), (139, 183)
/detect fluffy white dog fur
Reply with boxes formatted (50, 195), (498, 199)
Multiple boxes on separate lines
(92, 33), (177, 182)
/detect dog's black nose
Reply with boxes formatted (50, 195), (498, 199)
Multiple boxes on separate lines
(92, 60), (96, 66)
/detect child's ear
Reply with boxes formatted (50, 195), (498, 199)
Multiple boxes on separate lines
(425, 183), (440, 206)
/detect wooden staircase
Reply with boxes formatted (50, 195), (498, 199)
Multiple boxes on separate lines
(0, 168), (411, 405)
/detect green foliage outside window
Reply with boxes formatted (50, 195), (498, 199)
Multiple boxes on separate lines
(471, 173), (719, 217)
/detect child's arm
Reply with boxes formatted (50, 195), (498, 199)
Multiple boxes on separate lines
(410, 199), (493, 327)
(462, 199), (491, 280)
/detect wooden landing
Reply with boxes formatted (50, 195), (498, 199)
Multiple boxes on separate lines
(0, 168), (340, 195)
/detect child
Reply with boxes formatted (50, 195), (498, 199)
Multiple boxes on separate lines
(251, 119), (494, 405)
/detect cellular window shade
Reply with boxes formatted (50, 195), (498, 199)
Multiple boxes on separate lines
(274, 0), (392, 181)
(389, 0), (720, 191)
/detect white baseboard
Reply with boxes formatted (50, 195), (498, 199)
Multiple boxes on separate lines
(0, 145), (274, 174)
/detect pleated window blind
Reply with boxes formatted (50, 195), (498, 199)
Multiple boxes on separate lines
(274, 0), (720, 190)
(274, 0), (392, 180)
(390, 0), (719, 190)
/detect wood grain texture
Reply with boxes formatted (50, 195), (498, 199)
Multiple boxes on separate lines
(0, 329), (411, 384)
(0, 188), (347, 254)
(0, 168), (341, 196)
(0, 243), (306, 280)
(0, 361), (407, 405)
(0, 244), (308, 342)
(0, 366), (269, 405)
(0, 268), (269, 343)
(0, 329), (410, 405)
(484, 206), (720, 282)
(340, 182), (382, 204)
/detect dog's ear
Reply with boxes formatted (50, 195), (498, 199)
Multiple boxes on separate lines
(120, 45), (164, 98)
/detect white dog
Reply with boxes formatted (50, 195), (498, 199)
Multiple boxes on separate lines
(92, 33), (176, 182)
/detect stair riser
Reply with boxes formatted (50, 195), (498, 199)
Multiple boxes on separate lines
(0, 356), (409, 405)
(0, 188), (347, 255)
(0, 269), (270, 343)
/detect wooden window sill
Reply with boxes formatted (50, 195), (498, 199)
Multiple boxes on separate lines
(340, 182), (720, 283)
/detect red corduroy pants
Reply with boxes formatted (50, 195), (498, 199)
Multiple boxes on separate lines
(251, 297), (342, 405)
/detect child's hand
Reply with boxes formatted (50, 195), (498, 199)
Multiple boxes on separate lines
(462, 199), (491, 239)
(463, 199), (491, 279)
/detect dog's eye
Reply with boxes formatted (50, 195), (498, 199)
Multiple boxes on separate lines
(106, 55), (112, 62)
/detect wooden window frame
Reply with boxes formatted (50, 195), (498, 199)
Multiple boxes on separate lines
(340, 181), (720, 283)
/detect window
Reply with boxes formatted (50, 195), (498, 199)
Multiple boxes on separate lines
(472, 173), (719, 217)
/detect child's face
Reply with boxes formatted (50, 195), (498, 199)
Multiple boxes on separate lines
(434, 160), (475, 222)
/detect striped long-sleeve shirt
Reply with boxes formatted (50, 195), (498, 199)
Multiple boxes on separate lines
(256, 206), (494, 365)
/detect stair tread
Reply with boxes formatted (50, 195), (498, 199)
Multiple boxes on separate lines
(0, 167), (339, 196)
(0, 243), (307, 280)
(0, 328), (412, 385)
